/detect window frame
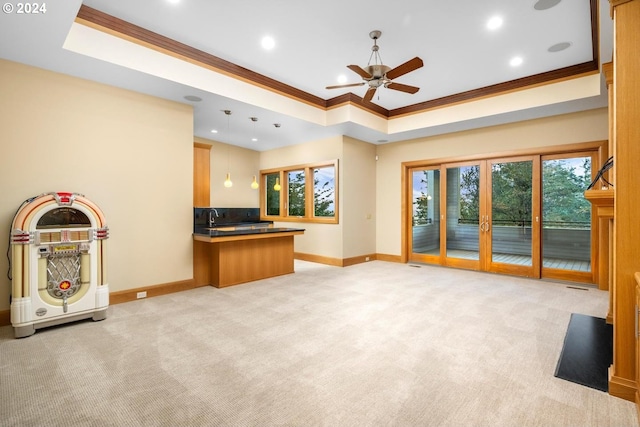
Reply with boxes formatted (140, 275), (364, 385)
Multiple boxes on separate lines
(260, 159), (339, 224)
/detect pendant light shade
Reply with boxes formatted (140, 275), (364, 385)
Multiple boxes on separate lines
(273, 177), (281, 191)
(224, 172), (233, 188)
(251, 175), (259, 189)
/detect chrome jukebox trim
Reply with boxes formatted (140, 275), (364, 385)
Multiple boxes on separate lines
(51, 192), (84, 206)
(95, 227), (109, 240)
(10, 229), (33, 245)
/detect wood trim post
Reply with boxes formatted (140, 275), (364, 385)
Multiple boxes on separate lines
(609, 0), (640, 403)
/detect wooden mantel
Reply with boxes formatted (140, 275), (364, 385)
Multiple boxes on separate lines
(585, 189), (615, 323)
(584, 189), (615, 208)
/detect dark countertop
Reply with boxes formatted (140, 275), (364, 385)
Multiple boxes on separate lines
(193, 226), (305, 239)
(196, 221), (274, 229)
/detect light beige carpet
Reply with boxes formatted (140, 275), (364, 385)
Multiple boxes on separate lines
(0, 260), (637, 426)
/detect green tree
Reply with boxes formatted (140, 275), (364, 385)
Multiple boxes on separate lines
(413, 171), (430, 225)
(492, 161), (532, 226)
(459, 166), (480, 222)
(288, 171), (305, 216)
(542, 159), (591, 226)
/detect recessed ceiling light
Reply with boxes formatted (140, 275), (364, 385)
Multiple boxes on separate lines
(167, 0), (180, 4)
(261, 36), (275, 50)
(337, 74), (347, 84)
(184, 95), (202, 102)
(252, 138), (258, 142)
(534, 0), (561, 11)
(510, 56), (523, 67)
(210, 129), (218, 133)
(548, 41), (572, 52)
(487, 16), (503, 30)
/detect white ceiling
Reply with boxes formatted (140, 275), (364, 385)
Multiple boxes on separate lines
(0, 0), (613, 151)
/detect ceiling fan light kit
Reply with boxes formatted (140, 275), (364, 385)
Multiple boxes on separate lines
(326, 30), (424, 104)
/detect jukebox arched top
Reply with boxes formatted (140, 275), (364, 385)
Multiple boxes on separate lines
(36, 207), (92, 229)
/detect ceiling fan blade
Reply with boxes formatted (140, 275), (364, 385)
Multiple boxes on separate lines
(347, 64), (372, 79)
(386, 82), (420, 94)
(325, 82), (366, 90)
(363, 87), (377, 102)
(385, 57), (424, 80)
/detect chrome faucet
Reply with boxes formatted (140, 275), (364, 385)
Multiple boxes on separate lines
(208, 209), (219, 227)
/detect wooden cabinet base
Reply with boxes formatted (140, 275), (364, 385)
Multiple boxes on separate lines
(208, 235), (296, 288)
(193, 240), (212, 286)
(609, 369), (637, 402)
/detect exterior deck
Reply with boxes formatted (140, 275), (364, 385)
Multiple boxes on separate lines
(412, 224), (591, 273)
(425, 249), (591, 272)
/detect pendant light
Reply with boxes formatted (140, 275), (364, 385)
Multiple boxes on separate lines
(271, 123), (282, 191)
(250, 117), (259, 189)
(223, 110), (233, 188)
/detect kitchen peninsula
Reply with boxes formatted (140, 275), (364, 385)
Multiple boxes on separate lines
(193, 208), (304, 288)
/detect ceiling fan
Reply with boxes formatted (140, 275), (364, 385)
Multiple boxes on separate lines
(326, 30), (424, 103)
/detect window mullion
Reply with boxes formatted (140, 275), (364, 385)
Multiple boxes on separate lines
(282, 170), (288, 218)
(305, 167), (313, 219)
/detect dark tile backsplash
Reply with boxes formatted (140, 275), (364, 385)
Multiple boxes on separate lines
(194, 207), (266, 230)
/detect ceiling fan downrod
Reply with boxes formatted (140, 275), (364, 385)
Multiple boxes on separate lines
(368, 30), (383, 66)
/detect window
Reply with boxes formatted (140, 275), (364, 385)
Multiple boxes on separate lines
(260, 160), (338, 223)
(288, 170), (306, 216)
(313, 166), (335, 217)
(265, 173), (280, 216)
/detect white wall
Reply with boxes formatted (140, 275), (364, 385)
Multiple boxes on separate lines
(0, 60), (193, 311)
(342, 137), (377, 258)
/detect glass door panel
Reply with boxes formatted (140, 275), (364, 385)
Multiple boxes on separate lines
(542, 155), (592, 278)
(488, 159), (535, 275)
(410, 168), (440, 259)
(445, 164), (481, 266)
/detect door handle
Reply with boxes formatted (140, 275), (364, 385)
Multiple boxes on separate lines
(478, 215), (491, 233)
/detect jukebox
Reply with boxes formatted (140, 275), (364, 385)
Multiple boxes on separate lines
(9, 192), (109, 338)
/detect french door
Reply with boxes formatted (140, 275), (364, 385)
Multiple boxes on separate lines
(408, 152), (594, 282)
(485, 156), (539, 277)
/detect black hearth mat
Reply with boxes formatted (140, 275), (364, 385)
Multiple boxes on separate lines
(554, 313), (612, 392)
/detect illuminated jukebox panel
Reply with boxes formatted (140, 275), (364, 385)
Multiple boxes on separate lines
(10, 192), (109, 338)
